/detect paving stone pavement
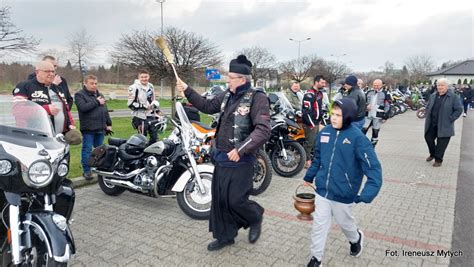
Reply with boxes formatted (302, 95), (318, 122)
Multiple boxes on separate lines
(69, 111), (465, 266)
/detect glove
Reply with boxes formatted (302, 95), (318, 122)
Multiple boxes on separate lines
(105, 129), (114, 136)
(354, 195), (362, 203)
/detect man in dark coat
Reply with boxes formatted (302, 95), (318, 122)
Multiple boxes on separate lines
(75, 75), (112, 180)
(424, 78), (463, 167)
(461, 84), (473, 117)
(176, 55), (271, 251)
(342, 75), (366, 130)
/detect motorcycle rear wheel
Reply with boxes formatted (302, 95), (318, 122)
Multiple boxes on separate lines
(177, 171), (213, 220)
(251, 150), (272, 196)
(270, 142), (306, 177)
(98, 175), (126, 196)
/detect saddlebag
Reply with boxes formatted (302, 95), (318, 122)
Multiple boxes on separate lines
(88, 145), (118, 170)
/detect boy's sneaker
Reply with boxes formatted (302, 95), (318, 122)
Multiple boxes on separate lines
(350, 230), (364, 257)
(307, 256), (321, 267)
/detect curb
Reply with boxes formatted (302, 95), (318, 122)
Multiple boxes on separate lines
(70, 176), (98, 189)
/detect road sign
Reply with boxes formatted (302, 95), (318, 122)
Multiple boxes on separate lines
(205, 69), (221, 80)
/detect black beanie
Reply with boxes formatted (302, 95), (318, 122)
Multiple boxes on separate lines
(229, 55), (252, 75)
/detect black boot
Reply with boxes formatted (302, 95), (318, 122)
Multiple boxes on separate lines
(207, 239), (235, 251)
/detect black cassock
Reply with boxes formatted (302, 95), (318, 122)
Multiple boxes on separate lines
(209, 161), (264, 241)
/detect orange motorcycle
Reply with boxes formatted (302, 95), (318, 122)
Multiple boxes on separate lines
(190, 119), (272, 196)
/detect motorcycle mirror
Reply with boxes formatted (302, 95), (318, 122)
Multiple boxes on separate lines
(268, 93), (279, 104)
(55, 133), (66, 143)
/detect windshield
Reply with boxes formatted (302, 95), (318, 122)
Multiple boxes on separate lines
(175, 102), (194, 149)
(274, 92), (294, 112)
(0, 96), (54, 138)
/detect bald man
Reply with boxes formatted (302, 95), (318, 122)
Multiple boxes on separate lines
(362, 79), (391, 146)
(13, 61), (75, 134)
(27, 55), (74, 110)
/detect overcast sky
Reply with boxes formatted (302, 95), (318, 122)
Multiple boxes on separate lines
(3, 0), (473, 72)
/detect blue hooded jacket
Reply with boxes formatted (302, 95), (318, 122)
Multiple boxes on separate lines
(303, 98), (383, 204)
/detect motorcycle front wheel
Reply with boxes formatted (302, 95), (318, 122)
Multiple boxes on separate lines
(177, 171), (213, 220)
(251, 150), (272, 196)
(270, 142), (306, 177)
(416, 107), (426, 119)
(1, 231), (68, 267)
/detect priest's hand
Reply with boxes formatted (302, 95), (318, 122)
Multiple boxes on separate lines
(227, 148), (240, 162)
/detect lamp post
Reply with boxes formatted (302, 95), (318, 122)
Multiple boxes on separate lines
(157, 0), (166, 98)
(330, 53), (347, 67)
(289, 37), (311, 79)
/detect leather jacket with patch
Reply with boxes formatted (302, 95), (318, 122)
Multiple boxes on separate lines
(184, 82), (271, 157)
(13, 78), (74, 133)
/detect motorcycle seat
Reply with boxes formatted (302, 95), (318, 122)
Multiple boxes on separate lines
(118, 143), (143, 161)
(109, 137), (127, 147)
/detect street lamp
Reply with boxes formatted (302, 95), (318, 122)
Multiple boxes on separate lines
(289, 37), (311, 62)
(156, 0), (166, 98)
(156, 0), (165, 35)
(330, 53), (347, 66)
(289, 37), (311, 78)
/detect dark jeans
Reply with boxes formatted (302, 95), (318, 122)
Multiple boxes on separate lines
(424, 126), (451, 162)
(81, 132), (105, 173)
(463, 102), (470, 114)
(132, 116), (158, 144)
(351, 118), (365, 130)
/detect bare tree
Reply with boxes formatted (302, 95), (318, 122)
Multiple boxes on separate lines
(279, 54), (318, 84)
(236, 46), (276, 87)
(111, 27), (222, 116)
(0, 6), (40, 55)
(68, 29), (97, 83)
(405, 54), (435, 84)
(314, 60), (351, 98)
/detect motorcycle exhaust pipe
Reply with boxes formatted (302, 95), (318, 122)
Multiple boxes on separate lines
(93, 168), (145, 180)
(102, 178), (147, 193)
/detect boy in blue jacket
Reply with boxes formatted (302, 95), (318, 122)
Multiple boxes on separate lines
(304, 98), (383, 267)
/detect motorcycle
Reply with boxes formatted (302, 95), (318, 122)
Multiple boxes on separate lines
(267, 92), (306, 177)
(0, 97), (75, 266)
(91, 102), (213, 220)
(190, 120), (272, 195)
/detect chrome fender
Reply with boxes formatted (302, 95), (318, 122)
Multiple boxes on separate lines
(171, 164), (214, 192)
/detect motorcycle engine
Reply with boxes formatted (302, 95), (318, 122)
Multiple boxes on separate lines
(133, 156), (159, 189)
(133, 172), (153, 189)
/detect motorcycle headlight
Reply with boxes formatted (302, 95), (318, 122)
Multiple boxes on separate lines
(27, 160), (53, 187)
(52, 214), (68, 231)
(0, 160), (12, 175)
(57, 163), (69, 177)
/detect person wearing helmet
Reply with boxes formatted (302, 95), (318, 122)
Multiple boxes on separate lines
(127, 70), (160, 144)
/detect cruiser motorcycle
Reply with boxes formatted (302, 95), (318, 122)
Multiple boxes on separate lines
(91, 102), (213, 220)
(0, 98), (75, 266)
(189, 120), (272, 195)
